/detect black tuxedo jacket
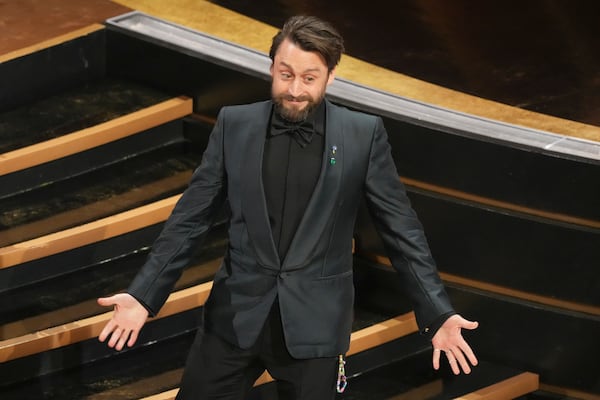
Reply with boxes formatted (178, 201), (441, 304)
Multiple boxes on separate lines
(128, 99), (454, 358)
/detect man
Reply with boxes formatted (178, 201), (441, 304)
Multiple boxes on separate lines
(98, 15), (478, 400)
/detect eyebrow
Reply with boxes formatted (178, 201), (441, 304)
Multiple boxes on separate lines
(278, 61), (322, 74)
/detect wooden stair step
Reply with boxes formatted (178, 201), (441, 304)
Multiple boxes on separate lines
(455, 372), (539, 400)
(0, 144), (197, 247)
(0, 298), (411, 398)
(0, 268), (413, 363)
(0, 249), (225, 340)
(0, 92), (193, 176)
(0, 281), (213, 363)
(136, 343), (539, 400)
(337, 356), (537, 400)
(0, 195), (180, 269)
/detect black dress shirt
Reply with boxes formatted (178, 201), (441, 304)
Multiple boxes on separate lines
(262, 101), (326, 262)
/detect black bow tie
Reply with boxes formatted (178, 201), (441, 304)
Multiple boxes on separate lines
(270, 113), (315, 148)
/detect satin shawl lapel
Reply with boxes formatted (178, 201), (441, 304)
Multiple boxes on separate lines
(282, 100), (344, 270)
(240, 101), (280, 271)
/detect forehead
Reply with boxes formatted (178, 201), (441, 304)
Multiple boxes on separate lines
(273, 38), (328, 72)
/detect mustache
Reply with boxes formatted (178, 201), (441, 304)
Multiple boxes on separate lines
(278, 94), (312, 102)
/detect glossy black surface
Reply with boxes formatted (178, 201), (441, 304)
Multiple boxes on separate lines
(0, 78), (170, 153)
(0, 119), (193, 200)
(355, 187), (600, 306)
(354, 259), (600, 394)
(342, 357), (526, 400)
(450, 284), (600, 393)
(0, 310), (201, 396)
(0, 30), (106, 112)
(0, 143), (197, 245)
(106, 30), (271, 118)
(0, 301), (398, 399)
(382, 116), (600, 220)
(0, 223), (163, 294)
(0, 224), (228, 336)
(209, 0), (600, 127)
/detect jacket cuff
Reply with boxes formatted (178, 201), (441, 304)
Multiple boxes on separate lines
(128, 291), (157, 317)
(420, 311), (456, 340)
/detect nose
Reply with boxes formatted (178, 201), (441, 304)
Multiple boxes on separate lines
(288, 78), (303, 97)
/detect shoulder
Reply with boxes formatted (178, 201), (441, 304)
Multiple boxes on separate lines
(220, 100), (272, 119)
(326, 99), (383, 140)
(326, 100), (380, 126)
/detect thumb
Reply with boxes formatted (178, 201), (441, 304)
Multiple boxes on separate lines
(462, 319), (479, 330)
(97, 295), (118, 308)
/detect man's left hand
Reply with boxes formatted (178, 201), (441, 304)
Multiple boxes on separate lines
(431, 314), (479, 374)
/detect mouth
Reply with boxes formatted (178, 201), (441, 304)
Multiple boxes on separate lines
(284, 99), (309, 110)
(273, 93), (315, 121)
(286, 99), (306, 107)
(284, 95), (310, 103)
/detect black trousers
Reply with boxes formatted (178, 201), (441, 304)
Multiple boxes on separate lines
(176, 301), (338, 400)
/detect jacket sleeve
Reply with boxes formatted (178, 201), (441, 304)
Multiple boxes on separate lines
(127, 108), (228, 316)
(363, 116), (455, 337)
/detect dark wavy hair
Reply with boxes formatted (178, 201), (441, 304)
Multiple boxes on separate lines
(269, 16), (344, 72)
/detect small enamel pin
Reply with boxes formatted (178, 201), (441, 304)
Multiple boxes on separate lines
(330, 145), (337, 165)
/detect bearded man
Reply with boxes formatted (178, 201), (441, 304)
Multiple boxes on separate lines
(98, 15), (478, 400)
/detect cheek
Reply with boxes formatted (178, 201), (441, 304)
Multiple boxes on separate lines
(308, 86), (326, 100)
(271, 79), (287, 94)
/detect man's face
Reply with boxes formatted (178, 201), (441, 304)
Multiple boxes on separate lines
(270, 38), (336, 122)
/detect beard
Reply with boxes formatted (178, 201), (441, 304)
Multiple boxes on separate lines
(272, 92), (324, 122)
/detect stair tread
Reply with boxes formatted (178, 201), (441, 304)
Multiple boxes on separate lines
(0, 78), (171, 154)
(341, 358), (536, 399)
(0, 143), (199, 247)
(0, 227), (228, 336)
(0, 304), (402, 399)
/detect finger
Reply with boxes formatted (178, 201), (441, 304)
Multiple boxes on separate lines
(97, 296), (117, 308)
(115, 330), (130, 351)
(459, 341), (479, 366)
(450, 346), (471, 374)
(127, 330), (140, 348)
(98, 319), (116, 342)
(432, 348), (442, 370)
(463, 320), (479, 330)
(446, 350), (460, 375)
(108, 328), (122, 348)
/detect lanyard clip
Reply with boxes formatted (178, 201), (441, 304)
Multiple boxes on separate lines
(336, 354), (347, 393)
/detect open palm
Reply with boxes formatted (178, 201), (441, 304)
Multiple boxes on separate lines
(98, 293), (149, 351)
(431, 314), (479, 375)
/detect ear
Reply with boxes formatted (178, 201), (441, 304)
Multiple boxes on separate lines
(326, 67), (336, 86)
(270, 63), (274, 78)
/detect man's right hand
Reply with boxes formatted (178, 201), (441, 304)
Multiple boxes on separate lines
(98, 293), (149, 351)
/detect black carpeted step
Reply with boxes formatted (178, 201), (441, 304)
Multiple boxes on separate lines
(0, 300), (400, 399)
(0, 142), (200, 247)
(0, 77), (171, 154)
(0, 224), (228, 338)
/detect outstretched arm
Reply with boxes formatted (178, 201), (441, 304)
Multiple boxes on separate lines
(432, 314), (479, 374)
(98, 293), (149, 351)
(362, 117), (478, 375)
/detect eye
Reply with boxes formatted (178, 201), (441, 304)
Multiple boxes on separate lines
(281, 72), (293, 80)
(304, 76), (316, 83)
